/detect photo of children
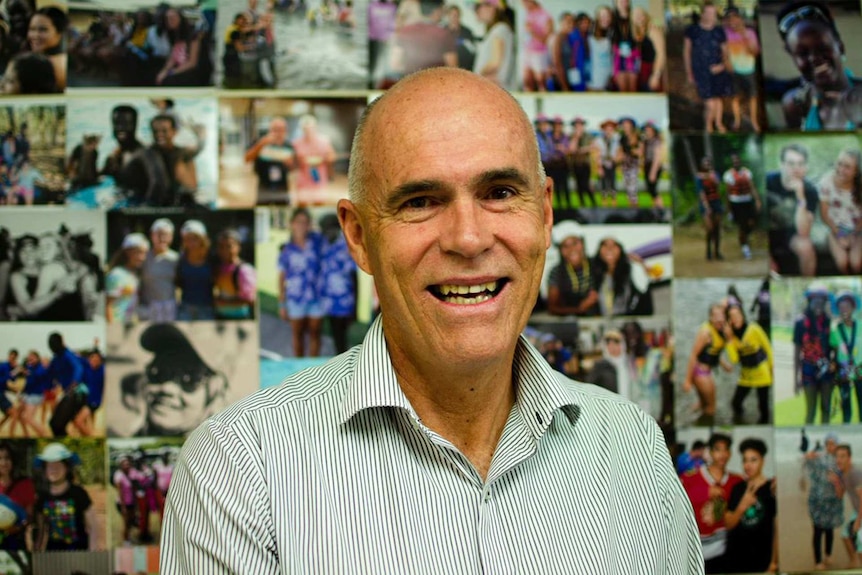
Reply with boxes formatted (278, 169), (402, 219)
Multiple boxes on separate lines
(758, 0), (862, 131)
(64, 97), (218, 210)
(671, 133), (768, 277)
(666, 0), (763, 132)
(674, 278), (773, 427)
(219, 97), (364, 208)
(217, 0), (367, 90)
(0, 324), (105, 439)
(106, 210), (256, 323)
(771, 277), (862, 427)
(765, 133), (862, 277)
(0, 1), (68, 95)
(67, 2), (215, 88)
(0, 103), (66, 206)
(516, 0), (666, 93)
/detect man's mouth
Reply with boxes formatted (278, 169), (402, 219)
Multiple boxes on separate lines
(429, 280), (507, 305)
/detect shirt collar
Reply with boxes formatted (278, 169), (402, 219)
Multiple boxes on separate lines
(339, 316), (582, 439)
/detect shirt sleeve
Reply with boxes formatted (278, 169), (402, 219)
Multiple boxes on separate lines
(161, 418), (278, 574)
(237, 263), (257, 303)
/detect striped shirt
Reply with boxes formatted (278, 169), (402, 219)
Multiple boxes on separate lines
(161, 316), (704, 574)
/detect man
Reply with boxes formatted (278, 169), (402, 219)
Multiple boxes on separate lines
(837, 444), (862, 568)
(594, 119), (619, 207)
(831, 291), (862, 423)
(681, 433), (744, 573)
(101, 105), (145, 184)
(243, 117), (295, 205)
(766, 143), (818, 276)
(721, 154), (761, 260)
(161, 68), (702, 573)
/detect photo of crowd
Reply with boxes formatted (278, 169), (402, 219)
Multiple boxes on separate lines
(765, 133), (862, 277)
(666, 0), (763, 132)
(674, 278), (773, 428)
(0, 1), (67, 95)
(0, 208), (106, 323)
(758, 0), (862, 131)
(0, 104), (66, 206)
(671, 133), (768, 277)
(770, 277), (862, 427)
(0, 324), (105, 438)
(67, 2), (215, 88)
(218, 97), (363, 207)
(64, 97), (218, 210)
(218, 0), (366, 90)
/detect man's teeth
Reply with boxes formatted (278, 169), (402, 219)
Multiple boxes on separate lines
(437, 281), (498, 296)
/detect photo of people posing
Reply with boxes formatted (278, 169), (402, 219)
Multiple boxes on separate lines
(537, 219), (672, 319)
(108, 438), (182, 551)
(771, 277), (862, 427)
(765, 133), (862, 277)
(218, 0), (366, 90)
(0, 104), (66, 206)
(676, 426), (777, 574)
(517, 0), (666, 93)
(666, 0), (764, 133)
(106, 210), (256, 324)
(0, 323), (105, 438)
(219, 97), (364, 207)
(64, 97), (218, 210)
(104, 320), (258, 438)
(674, 278), (773, 427)
(519, 94), (670, 220)
(671, 133), (768, 277)
(0, 1), (68, 95)
(0, 208), (106, 323)
(758, 0), (862, 131)
(67, 2), (215, 88)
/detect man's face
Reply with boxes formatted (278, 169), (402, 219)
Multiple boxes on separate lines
(151, 119), (176, 148)
(269, 119), (287, 145)
(150, 229), (173, 253)
(146, 368), (211, 434)
(112, 111), (137, 145)
(839, 299), (855, 321)
(7, 351), (17, 365)
(339, 73), (553, 373)
(836, 448), (851, 472)
(710, 441), (730, 469)
(781, 149), (808, 181)
(741, 448), (763, 479)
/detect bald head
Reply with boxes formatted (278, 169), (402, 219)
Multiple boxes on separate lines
(348, 68), (544, 206)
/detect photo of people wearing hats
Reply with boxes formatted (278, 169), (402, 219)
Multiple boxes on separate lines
(666, 0), (764, 133)
(758, 0), (862, 131)
(771, 277), (862, 427)
(63, 97), (218, 210)
(0, 323), (106, 439)
(673, 278), (773, 428)
(219, 97), (365, 208)
(518, 94), (671, 220)
(774, 426), (862, 572)
(106, 209), (256, 323)
(671, 133), (768, 277)
(517, 0), (667, 93)
(0, 208), (106, 323)
(104, 320), (259, 437)
(0, 102), (66, 206)
(765, 133), (862, 278)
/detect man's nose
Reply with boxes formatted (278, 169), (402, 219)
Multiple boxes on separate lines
(438, 197), (494, 258)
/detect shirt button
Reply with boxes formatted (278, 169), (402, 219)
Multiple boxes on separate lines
(410, 418), (420, 431)
(483, 488), (491, 502)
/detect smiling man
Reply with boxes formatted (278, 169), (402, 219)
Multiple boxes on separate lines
(161, 68), (702, 574)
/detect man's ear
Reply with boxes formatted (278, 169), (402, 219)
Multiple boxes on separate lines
(542, 176), (554, 249)
(337, 198), (373, 275)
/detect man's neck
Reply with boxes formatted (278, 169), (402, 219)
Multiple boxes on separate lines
(708, 464), (726, 481)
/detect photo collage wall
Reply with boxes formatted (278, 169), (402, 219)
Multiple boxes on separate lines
(0, 0), (860, 572)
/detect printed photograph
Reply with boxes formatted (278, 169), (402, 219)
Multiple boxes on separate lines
(675, 426), (777, 574)
(104, 320), (259, 438)
(519, 94), (670, 219)
(666, 0), (763, 132)
(64, 96), (218, 210)
(219, 97), (364, 208)
(218, 0), (367, 90)
(0, 102), (66, 206)
(758, 0), (862, 131)
(0, 323), (106, 438)
(67, 2), (215, 88)
(0, 207), (106, 323)
(771, 277), (862, 427)
(106, 209), (256, 324)
(765, 133), (862, 277)
(674, 278), (773, 428)
(671, 133), (768, 277)
(0, 1), (68, 95)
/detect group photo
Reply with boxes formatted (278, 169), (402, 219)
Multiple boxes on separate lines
(0, 103), (66, 206)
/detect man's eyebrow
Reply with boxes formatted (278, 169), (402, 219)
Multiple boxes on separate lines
(470, 168), (532, 189)
(385, 179), (449, 209)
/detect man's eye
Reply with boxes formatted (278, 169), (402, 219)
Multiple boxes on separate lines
(402, 196), (434, 209)
(488, 187), (516, 200)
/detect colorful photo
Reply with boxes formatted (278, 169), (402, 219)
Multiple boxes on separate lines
(0, 1), (68, 95)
